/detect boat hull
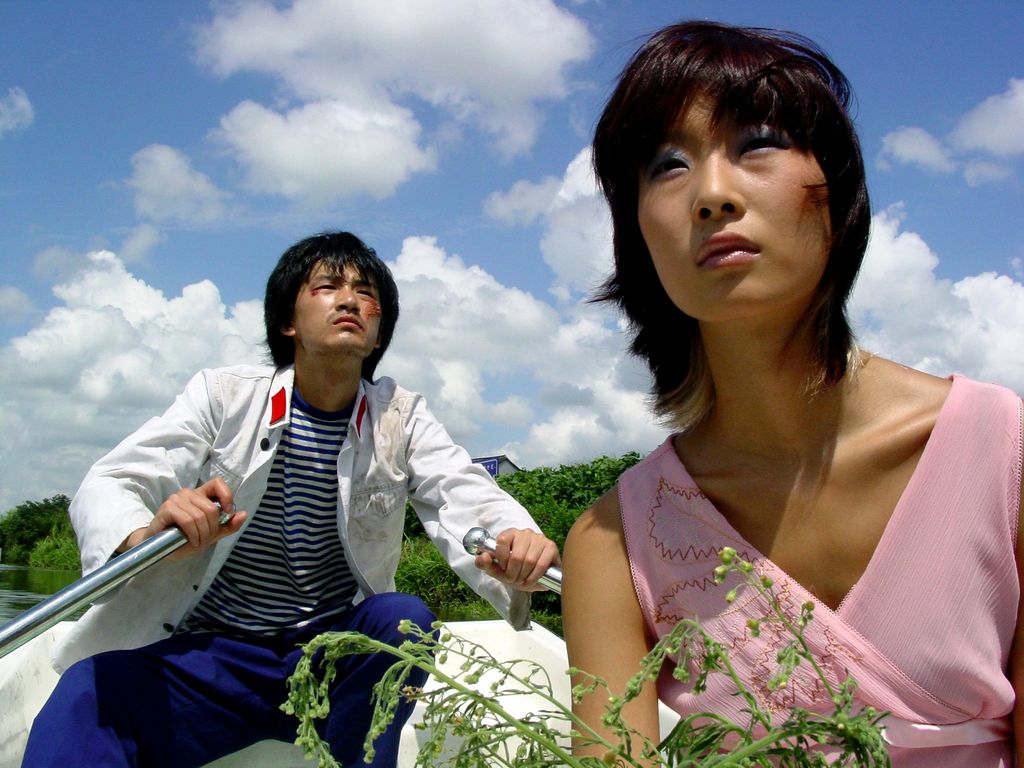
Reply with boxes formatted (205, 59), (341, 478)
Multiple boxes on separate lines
(2, 619), (675, 766)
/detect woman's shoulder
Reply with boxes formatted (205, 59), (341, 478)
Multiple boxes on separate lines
(569, 441), (680, 543)
(569, 487), (622, 542)
(851, 357), (948, 427)
(858, 356), (949, 398)
(857, 357), (1019, 428)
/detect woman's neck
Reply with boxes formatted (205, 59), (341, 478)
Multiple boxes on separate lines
(693, 319), (855, 458)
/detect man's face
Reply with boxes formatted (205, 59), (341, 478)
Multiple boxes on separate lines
(281, 262), (382, 366)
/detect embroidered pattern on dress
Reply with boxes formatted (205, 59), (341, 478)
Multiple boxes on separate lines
(746, 580), (835, 714)
(648, 478), (754, 563)
(647, 475), (856, 715)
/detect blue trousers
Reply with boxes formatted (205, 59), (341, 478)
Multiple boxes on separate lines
(23, 592), (435, 768)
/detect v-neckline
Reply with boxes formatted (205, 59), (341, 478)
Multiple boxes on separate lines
(663, 376), (960, 616)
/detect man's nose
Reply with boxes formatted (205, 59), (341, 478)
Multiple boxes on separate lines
(336, 286), (358, 309)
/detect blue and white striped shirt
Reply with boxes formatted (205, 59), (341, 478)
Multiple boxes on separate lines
(184, 391), (358, 634)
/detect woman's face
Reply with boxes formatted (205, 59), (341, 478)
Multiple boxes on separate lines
(637, 96), (832, 329)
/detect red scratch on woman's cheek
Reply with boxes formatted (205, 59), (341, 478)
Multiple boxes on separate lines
(364, 299), (381, 318)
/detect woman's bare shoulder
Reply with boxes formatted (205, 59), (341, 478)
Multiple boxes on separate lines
(568, 487), (624, 546)
(860, 356), (951, 401)
(854, 356), (952, 426)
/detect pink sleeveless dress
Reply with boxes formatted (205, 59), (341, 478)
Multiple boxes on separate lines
(619, 376), (1023, 766)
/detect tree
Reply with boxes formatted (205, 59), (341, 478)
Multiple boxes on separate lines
(398, 453), (644, 633)
(0, 495), (73, 566)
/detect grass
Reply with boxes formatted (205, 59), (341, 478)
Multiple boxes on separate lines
(396, 535), (564, 636)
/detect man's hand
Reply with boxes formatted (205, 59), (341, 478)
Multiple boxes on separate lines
(473, 528), (560, 592)
(118, 478), (247, 560)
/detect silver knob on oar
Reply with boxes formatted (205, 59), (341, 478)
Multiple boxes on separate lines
(462, 527), (562, 595)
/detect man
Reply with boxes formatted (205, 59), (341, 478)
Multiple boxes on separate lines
(24, 232), (559, 767)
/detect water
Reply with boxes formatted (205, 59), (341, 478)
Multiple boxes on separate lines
(0, 565), (82, 624)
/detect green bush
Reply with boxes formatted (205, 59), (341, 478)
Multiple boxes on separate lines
(495, 452), (642, 622)
(0, 495), (74, 566)
(7, 454), (644, 633)
(395, 536), (480, 611)
(28, 514), (81, 570)
(396, 452), (643, 636)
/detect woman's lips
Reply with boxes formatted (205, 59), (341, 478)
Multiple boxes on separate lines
(697, 234), (760, 269)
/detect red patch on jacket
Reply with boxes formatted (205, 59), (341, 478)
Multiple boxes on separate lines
(355, 396), (367, 437)
(270, 388), (287, 424)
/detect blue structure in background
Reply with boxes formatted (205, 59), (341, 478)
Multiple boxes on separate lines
(471, 455), (521, 478)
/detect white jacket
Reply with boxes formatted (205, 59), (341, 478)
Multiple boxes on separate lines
(54, 365), (538, 672)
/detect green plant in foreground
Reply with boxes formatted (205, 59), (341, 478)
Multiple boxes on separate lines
(283, 550), (892, 767)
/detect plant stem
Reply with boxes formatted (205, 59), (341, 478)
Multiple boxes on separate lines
(349, 633), (605, 768)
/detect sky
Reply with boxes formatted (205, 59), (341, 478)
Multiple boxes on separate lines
(1, 0), (1022, 510)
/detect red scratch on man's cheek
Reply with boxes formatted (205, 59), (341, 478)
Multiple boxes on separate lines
(364, 299), (382, 318)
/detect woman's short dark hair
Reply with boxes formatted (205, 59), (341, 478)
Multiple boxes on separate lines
(592, 21), (870, 429)
(264, 231), (400, 381)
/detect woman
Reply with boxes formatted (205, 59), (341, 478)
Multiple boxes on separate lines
(562, 20), (1023, 767)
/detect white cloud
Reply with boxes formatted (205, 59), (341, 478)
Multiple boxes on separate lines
(850, 207), (1024, 392)
(382, 234), (664, 462)
(195, 0), (594, 205)
(539, 148), (614, 296)
(487, 148), (613, 297)
(483, 176), (561, 225)
(878, 126), (956, 173)
(385, 236), (559, 438)
(119, 223), (165, 262)
(20, 201), (1021, 511)
(0, 286), (33, 322)
(962, 160), (1013, 187)
(879, 80), (1024, 186)
(0, 251), (265, 508)
(0, 232), (660, 508)
(490, 396), (534, 427)
(31, 245), (89, 283)
(0, 86), (33, 137)
(951, 78), (1024, 157)
(127, 144), (228, 223)
(217, 99), (436, 203)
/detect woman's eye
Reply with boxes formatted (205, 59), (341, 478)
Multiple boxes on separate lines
(645, 150), (689, 179)
(740, 127), (792, 154)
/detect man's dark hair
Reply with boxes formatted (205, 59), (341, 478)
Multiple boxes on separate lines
(264, 231), (400, 381)
(592, 21), (870, 428)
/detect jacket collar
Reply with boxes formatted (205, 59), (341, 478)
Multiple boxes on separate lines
(265, 366), (369, 436)
(353, 379), (369, 439)
(266, 366), (295, 427)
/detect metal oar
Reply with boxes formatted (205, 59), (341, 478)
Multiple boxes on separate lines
(462, 527), (562, 594)
(0, 511), (229, 660)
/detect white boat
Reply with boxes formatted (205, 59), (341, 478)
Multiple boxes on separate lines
(0, 619), (676, 767)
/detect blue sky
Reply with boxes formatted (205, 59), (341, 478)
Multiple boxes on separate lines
(1, 0), (1022, 509)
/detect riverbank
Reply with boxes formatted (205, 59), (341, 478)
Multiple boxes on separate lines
(0, 565), (80, 624)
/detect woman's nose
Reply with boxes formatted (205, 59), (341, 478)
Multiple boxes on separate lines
(692, 156), (743, 221)
(698, 200), (737, 220)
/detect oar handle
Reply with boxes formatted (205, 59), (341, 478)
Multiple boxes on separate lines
(0, 509), (231, 659)
(462, 527), (562, 595)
